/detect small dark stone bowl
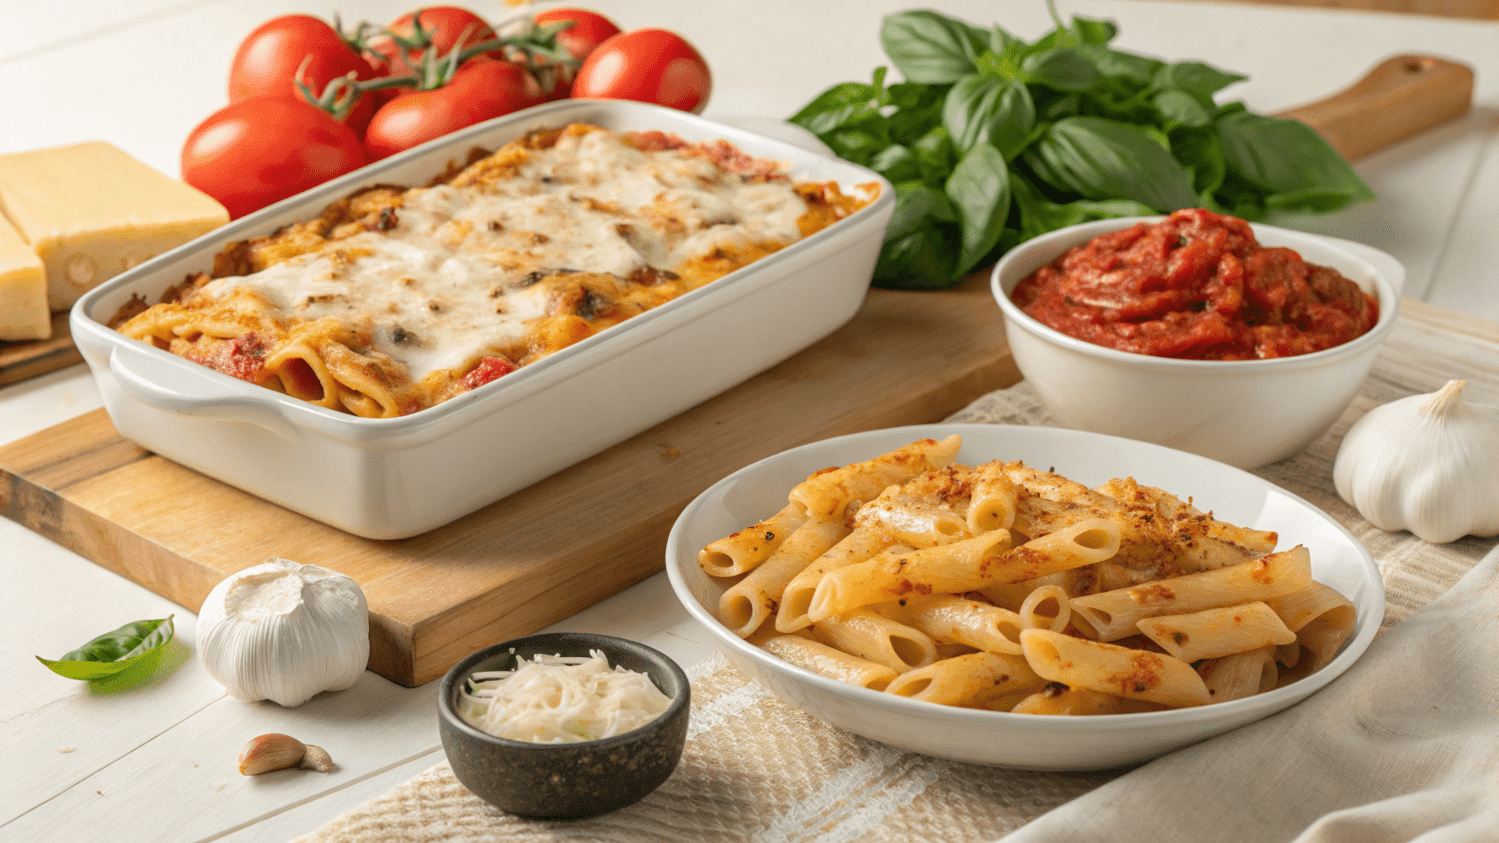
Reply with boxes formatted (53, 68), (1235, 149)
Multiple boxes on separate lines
(438, 631), (690, 820)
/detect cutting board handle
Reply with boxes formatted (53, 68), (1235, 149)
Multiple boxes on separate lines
(1278, 54), (1475, 161)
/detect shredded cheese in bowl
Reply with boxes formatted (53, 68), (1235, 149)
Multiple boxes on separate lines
(458, 649), (673, 743)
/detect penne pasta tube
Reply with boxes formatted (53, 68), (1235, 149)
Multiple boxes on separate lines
(806, 530), (1014, 623)
(884, 652), (1043, 707)
(1019, 584), (1072, 632)
(812, 609), (938, 673)
(967, 462), (1019, 533)
(789, 435), (961, 519)
(1010, 685), (1163, 715)
(761, 634), (897, 691)
(719, 515), (848, 638)
(1068, 546), (1314, 641)
(775, 527), (902, 633)
(698, 503), (808, 577)
(1275, 602), (1357, 686)
(1263, 582), (1357, 633)
(981, 519), (1122, 585)
(1197, 647), (1279, 703)
(855, 493), (972, 547)
(1136, 601), (1297, 662)
(1020, 629), (1212, 708)
(883, 594), (1026, 656)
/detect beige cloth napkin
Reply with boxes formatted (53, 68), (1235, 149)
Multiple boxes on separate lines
(297, 374), (1499, 843)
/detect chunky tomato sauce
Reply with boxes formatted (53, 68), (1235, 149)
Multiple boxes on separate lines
(1011, 209), (1379, 360)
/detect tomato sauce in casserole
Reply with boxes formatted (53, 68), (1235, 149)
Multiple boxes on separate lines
(1010, 208), (1379, 360)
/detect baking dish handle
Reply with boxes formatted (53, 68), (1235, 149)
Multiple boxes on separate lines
(109, 343), (302, 441)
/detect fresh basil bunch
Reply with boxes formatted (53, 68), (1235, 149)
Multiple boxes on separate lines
(790, 7), (1375, 289)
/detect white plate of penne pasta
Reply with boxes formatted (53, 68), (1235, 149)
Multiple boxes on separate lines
(665, 424), (1383, 769)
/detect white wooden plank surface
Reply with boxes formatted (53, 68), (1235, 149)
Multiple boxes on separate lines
(2, 2), (1497, 840)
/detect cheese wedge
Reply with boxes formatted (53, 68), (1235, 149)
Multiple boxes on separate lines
(0, 141), (229, 311)
(0, 213), (49, 341)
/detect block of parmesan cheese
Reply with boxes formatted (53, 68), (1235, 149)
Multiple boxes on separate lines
(0, 213), (49, 341)
(0, 141), (229, 311)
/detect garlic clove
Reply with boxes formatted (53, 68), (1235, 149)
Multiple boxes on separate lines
(238, 733), (306, 775)
(198, 558), (370, 707)
(300, 743), (335, 773)
(237, 733), (335, 775)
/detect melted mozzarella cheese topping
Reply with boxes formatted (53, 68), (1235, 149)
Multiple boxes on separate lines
(458, 650), (673, 743)
(197, 129), (811, 382)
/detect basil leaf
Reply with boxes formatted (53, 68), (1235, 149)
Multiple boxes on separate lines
(1023, 46), (1101, 92)
(874, 226), (957, 289)
(881, 10), (989, 84)
(1216, 110), (1375, 210)
(38, 616), (176, 681)
(886, 88), (946, 144)
(1070, 16), (1118, 46)
(1012, 178), (1154, 240)
(1027, 116), (1198, 212)
(945, 143), (1012, 278)
(910, 125), (959, 183)
(1153, 88), (1212, 129)
(823, 127), (890, 166)
(788, 80), (883, 136)
(942, 75), (1036, 158)
(1171, 128), (1227, 194)
(1153, 61), (1247, 100)
(1079, 45), (1163, 86)
(886, 182), (959, 241)
(869, 144), (921, 183)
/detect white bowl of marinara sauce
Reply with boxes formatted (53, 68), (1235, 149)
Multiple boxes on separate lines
(990, 212), (1401, 470)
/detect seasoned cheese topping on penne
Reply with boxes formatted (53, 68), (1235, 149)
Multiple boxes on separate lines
(699, 435), (1356, 714)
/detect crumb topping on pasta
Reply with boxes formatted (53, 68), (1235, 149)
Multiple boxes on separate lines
(699, 434), (1355, 714)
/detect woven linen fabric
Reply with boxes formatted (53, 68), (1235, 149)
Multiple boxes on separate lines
(297, 375), (1499, 843)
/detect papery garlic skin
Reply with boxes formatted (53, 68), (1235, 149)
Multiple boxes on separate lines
(1334, 380), (1499, 543)
(198, 558), (370, 707)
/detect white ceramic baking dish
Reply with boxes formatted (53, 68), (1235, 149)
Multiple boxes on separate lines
(70, 100), (894, 539)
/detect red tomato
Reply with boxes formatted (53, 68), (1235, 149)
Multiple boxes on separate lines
(571, 29), (712, 113)
(531, 7), (622, 99)
(460, 356), (517, 390)
(182, 97), (367, 220)
(534, 8), (622, 61)
(364, 59), (545, 162)
(228, 14), (381, 136)
(366, 6), (499, 79)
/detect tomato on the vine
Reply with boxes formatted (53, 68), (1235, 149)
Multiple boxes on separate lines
(534, 8), (621, 61)
(531, 7), (621, 99)
(228, 14), (381, 135)
(364, 58), (545, 162)
(571, 29), (712, 114)
(366, 6), (499, 78)
(182, 97), (367, 220)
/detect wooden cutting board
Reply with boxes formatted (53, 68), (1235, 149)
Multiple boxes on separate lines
(0, 55), (1475, 687)
(0, 275), (1018, 687)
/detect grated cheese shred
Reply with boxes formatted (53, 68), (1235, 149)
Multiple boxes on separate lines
(458, 649), (672, 743)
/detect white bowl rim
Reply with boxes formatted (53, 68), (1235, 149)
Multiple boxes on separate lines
(665, 422), (1384, 734)
(989, 215), (1401, 373)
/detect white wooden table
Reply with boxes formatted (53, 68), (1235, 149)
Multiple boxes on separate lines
(2, 2), (1496, 840)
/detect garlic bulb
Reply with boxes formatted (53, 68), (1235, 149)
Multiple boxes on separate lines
(1333, 380), (1499, 543)
(198, 558), (370, 707)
